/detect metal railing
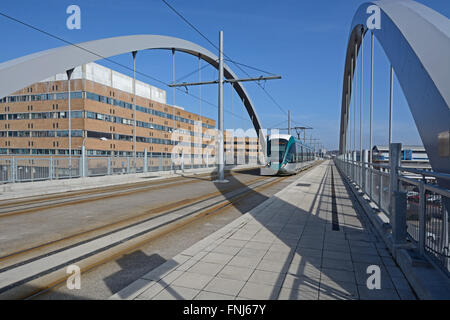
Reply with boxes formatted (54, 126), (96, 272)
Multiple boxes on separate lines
(0, 155), (220, 184)
(335, 145), (449, 277)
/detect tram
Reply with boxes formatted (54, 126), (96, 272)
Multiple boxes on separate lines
(261, 134), (315, 175)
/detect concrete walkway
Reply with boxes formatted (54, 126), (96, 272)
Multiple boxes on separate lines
(110, 161), (416, 300)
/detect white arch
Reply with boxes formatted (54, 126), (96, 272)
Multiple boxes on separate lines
(339, 0), (450, 175)
(0, 34), (265, 145)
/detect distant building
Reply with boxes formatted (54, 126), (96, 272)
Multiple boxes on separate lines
(372, 145), (430, 169)
(0, 62), (216, 165)
(224, 131), (261, 165)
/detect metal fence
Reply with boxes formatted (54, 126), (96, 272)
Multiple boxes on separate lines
(0, 155), (219, 184)
(335, 146), (450, 277)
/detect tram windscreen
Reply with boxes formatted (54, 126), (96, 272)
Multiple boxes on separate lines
(267, 139), (288, 162)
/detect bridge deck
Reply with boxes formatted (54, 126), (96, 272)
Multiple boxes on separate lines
(111, 160), (416, 300)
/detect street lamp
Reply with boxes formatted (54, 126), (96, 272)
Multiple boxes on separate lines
(81, 136), (109, 177)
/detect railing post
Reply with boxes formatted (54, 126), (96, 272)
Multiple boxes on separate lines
(144, 148), (148, 173)
(346, 152), (349, 177)
(11, 158), (15, 183)
(352, 151), (356, 181)
(181, 149), (184, 172)
(390, 143), (407, 245)
(362, 149), (368, 192)
(444, 204), (450, 272)
(379, 174), (383, 207)
(49, 157), (53, 180)
(107, 157), (111, 175)
(127, 157), (130, 174)
(418, 182), (426, 255)
(78, 156), (82, 177)
(389, 143), (402, 210)
(369, 162), (373, 199)
(81, 145), (86, 177)
(392, 190), (407, 245)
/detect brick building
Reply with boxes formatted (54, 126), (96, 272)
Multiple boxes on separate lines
(0, 63), (216, 165)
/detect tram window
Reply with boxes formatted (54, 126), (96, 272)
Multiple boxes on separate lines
(268, 139), (288, 161)
(287, 144), (296, 163)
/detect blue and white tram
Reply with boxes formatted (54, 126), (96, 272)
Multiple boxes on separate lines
(261, 134), (315, 175)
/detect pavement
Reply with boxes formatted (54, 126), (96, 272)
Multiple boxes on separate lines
(110, 160), (417, 300)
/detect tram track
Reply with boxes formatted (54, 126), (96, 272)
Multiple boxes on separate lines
(0, 174), (268, 265)
(0, 162), (319, 299)
(0, 174), (293, 300)
(0, 168), (252, 218)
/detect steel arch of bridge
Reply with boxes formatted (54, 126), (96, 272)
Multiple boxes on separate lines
(339, 0), (450, 175)
(0, 34), (265, 145)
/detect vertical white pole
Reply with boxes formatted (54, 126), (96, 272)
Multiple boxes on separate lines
(360, 34), (364, 163)
(144, 147), (148, 173)
(172, 48), (176, 130)
(198, 55), (203, 167)
(389, 65), (394, 145)
(132, 51), (137, 173)
(288, 110), (291, 135)
(360, 34), (364, 187)
(199, 55), (202, 119)
(171, 49), (175, 172)
(370, 32), (374, 164)
(66, 69), (73, 178)
(218, 31), (225, 182)
(81, 144), (86, 177)
(369, 32), (374, 197)
(354, 43), (357, 155)
(350, 62), (353, 154)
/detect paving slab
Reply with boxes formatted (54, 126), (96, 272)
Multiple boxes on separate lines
(111, 161), (417, 300)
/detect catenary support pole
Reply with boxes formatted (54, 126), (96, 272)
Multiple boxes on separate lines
(66, 68), (74, 178)
(132, 51), (137, 172)
(198, 55), (202, 119)
(288, 110), (291, 135)
(171, 48), (175, 172)
(217, 31), (225, 182)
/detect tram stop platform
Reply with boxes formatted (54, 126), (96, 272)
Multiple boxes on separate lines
(110, 160), (416, 300)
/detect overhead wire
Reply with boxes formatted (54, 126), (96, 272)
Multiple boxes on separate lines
(160, 0), (289, 116)
(0, 10), (254, 124)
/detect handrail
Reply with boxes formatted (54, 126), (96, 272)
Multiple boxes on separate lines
(399, 166), (450, 181)
(424, 182), (450, 198)
(335, 153), (449, 277)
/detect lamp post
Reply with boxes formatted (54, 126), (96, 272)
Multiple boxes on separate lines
(80, 136), (108, 177)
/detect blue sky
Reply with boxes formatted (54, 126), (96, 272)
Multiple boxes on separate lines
(0, 0), (448, 150)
